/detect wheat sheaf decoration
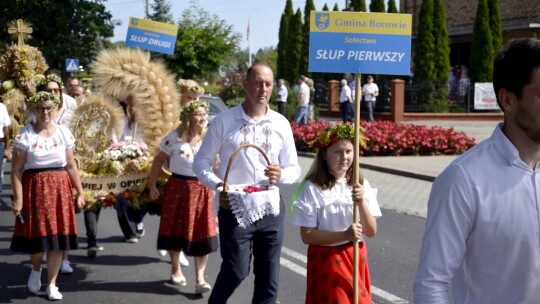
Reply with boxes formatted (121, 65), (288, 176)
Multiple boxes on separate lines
(90, 48), (180, 155)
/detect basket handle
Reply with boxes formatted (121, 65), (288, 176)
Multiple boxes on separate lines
(222, 143), (271, 192)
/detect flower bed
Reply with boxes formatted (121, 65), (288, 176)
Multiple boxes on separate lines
(292, 120), (476, 156)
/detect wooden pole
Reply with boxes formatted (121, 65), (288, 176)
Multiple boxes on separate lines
(352, 73), (362, 304)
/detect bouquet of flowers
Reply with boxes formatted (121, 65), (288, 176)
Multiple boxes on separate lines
(79, 140), (154, 210)
(83, 140), (152, 176)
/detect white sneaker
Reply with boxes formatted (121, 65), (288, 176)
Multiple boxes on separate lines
(46, 284), (63, 301)
(136, 222), (145, 237)
(27, 268), (41, 293)
(157, 250), (167, 257)
(60, 260), (73, 274)
(179, 252), (189, 267)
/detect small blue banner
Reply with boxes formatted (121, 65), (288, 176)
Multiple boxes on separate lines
(125, 17), (178, 55)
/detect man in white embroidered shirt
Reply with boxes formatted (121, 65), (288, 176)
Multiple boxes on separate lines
(193, 62), (301, 304)
(413, 38), (540, 303)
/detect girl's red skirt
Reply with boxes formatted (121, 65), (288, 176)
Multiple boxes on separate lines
(306, 241), (371, 304)
(11, 169), (78, 254)
(157, 174), (218, 256)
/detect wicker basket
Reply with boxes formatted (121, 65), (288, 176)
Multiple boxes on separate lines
(219, 144), (280, 228)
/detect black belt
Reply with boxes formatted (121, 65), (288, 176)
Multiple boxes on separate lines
(172, 173), (198, 180)
(24, 167), (65, 173)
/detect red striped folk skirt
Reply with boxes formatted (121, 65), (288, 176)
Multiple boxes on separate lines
(157, 174), (218, 256)
(305, 241), (371, 304)
(11, 168), (78, 254)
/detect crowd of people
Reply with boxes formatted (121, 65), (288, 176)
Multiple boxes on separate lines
(7, 37), (540, 303)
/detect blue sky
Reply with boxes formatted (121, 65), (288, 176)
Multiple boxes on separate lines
(107, 0), (394, 53)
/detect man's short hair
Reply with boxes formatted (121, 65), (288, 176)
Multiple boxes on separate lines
(341, 79), (347, 86)
(493, 38), (540, 109)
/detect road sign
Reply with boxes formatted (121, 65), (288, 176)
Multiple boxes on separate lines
(66, 58), (80, 72)
(125, 17), (178, 55)
(309, 11), (412, 75)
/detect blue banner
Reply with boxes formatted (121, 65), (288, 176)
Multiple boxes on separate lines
(125, 18), (178, 55)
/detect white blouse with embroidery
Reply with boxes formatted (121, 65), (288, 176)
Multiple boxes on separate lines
(160, 130), (199, 177)
(293, 178), (382, 246)
(13, 124), (75, 171)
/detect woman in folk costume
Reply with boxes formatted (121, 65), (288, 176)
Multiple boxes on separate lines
(10, 91), (85, 301)
(291, 124), (381, 304)
(148, 99), (218, 294)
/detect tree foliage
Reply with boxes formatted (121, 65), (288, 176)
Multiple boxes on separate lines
(332, 3), (340, 11)
(487, 0), (503, 54)
(351, 0), (367, 12)
(148, 0), (174, 23)
(0, 0), (117, 73)
(165, 3), (241, 79)
(413, 0), (435, 83)
(255, 47), (278, 75)
(432, 0), (450, 82)
(369, 0), (386, 12)
(469, 0), (493, 82)
(322, 3), (329, 11)
(284, 9), (303, 83)
(387, 0), (398, 13)
(301, 0), (316, 77)
(277, 0), (293, 80)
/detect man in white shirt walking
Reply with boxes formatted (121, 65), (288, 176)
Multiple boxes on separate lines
(414, 38), (540, 303)
(295, 75), (310, 125)
(362, 75), (379, 122)
(275, 79), (287, 116)
(194, 62), (301, 304)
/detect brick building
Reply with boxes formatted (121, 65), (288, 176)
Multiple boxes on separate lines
(401, 0), (540, 66)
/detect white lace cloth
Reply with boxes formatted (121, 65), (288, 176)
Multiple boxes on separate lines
(219, 184), (280, 228)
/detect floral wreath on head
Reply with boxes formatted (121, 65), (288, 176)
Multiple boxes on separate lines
(309, 123), (367, 149)
(26, 91), (60, 107)
(177, 79), (204, 94)
(34, 74), (64, 87)
(181, 99), (209, 118)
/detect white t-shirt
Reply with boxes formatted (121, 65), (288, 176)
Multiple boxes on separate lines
(293, 178), (382, 246)
(0, 103), (11, 138)
(298, 82), (310, 107)
(13, 124), (75, 171)
(159, 130), (198, 177)
(277, 85), (288, 102)
(362, 83), (379, 102)
(340, 85), (352, 103)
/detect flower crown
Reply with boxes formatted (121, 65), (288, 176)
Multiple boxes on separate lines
(26, 91), (60, 107)
(181, 99), (209, 118)
(309, 123), (366, 149)
(177, 79), (204, 94)
(34, 74), (64, 87)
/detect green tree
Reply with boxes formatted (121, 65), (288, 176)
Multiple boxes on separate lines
(432, 0), (451, 105)
(432, 0), (450, 82)
(387, 0), (398, 13)
(487, 0), (503, 53)
(165, 3), (241, 79)
(277, 0), (293, 80)
(284, 8), (303, 83)
(469, 0), (493, 82)
(301, 0), (316, 77)
(351, 0), (367, 12)
(369, 0), (386, 12)
(148, 0), (173, 23)
(332, 3), (340, 11)
(413, 0), (435, 83)
(254, 47), (278, 75)
(322, 3), (329, 11)
(0, 0), (117, 72)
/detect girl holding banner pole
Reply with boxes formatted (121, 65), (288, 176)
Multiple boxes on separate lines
(291, 123), (381, 304)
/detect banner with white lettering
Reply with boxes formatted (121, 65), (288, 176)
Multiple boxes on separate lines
(474, 82), (499, 110)
(309, 11), (411, 75)
(125, 17), (178, 55)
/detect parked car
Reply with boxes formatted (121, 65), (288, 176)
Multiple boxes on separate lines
(200, 94), (228, 123)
